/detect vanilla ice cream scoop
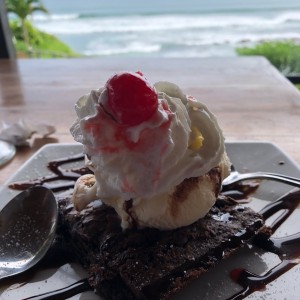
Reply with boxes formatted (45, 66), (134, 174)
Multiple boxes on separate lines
(70, 71), (230, 229)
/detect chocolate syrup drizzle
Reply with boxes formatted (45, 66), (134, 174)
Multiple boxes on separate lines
(228, 189), (300, 300)
(23, 279), (90, 300)
(5, 155), (300, 300)
(9, 154), (91, 192)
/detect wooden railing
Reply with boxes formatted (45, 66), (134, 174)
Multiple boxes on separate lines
(286, 75), (300, 84)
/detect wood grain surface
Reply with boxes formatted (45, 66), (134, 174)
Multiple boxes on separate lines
(1, 56), (300, 185)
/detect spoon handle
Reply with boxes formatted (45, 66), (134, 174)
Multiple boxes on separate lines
(239, 172), (300, 186)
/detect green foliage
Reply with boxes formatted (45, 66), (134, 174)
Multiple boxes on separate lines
(10, 20), (79, 58)
(5, 0), (48, 21)
(6, 0), (77, 57)
(236, 41), (300, 75)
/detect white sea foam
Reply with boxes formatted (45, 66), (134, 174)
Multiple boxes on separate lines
(84, 41), (161, 56)
(32, 13), (79, 21)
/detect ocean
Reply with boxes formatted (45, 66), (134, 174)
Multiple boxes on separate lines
(32, 0), (300, 57)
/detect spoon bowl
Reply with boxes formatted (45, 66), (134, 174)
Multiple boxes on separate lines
(0, 186), (57, 280)
(0, 141), (16, 167)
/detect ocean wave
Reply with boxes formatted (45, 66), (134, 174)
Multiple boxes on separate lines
(180, 32), (300, 46)
(78, 30), (300, 58)
(33, 11), (300, 35)
(84, 41), (161, 56)
(32, 7), (300, 21)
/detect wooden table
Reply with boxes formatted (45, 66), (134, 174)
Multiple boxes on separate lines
(1, 56), (300, 185)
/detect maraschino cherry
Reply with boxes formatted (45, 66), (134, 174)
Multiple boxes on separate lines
(105, 71), (158, 126)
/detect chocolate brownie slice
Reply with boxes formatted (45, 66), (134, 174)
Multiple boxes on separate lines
(58, 195), (267, 300)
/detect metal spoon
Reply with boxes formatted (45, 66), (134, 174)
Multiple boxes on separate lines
(0, 140), (16, 167)
(222, 166), (300, 189)
(0, 186), (57, 280)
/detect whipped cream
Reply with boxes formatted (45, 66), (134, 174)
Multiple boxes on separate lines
(71, 73), (230, 230)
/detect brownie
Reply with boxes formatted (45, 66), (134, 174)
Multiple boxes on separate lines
(57, 194), (267, 300)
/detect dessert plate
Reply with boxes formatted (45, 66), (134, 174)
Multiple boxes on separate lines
(0, 141), (300, 300)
